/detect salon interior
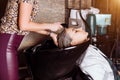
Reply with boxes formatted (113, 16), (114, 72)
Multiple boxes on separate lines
(0, 0), (120, 80)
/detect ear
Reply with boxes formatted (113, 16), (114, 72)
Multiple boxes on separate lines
(50, 33), (58, 46)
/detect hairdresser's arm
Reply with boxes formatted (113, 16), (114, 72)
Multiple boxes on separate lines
(18, 2), (63, 35)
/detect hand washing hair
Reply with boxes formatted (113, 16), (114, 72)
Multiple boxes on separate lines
(50, 27), (89, 48)
(57, 28), (72, 48)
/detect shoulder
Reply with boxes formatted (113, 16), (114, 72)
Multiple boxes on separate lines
(19, 0), (38, 4)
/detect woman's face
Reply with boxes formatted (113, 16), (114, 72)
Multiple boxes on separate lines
(65, 27), (89, 46)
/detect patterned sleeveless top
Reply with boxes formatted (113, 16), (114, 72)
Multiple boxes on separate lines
(0, 0), (39, 35)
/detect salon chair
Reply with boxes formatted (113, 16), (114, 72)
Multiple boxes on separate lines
(24, 39), (90, 80)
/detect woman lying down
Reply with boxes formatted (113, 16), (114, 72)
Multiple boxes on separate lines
(49, 27), (119, 80)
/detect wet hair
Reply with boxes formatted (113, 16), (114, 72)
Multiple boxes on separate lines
(57, 28), (72, 48)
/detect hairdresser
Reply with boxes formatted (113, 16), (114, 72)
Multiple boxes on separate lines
(0, 0), (63, 80)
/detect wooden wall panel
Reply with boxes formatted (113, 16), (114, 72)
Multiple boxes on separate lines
(67, 0), (92, 9)
(65, 0), (92, 23)
(115, 0), (120, 30)
(92, 0), (120, 56)
(93, 0), (120, 34)
(108, 0), (118, 33)
(93, 0), (108, 13)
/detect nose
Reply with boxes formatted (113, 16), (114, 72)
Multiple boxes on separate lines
(86, 32), (88, 36)
(83, 31), (88, 37)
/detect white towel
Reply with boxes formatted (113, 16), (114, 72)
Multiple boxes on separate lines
(77, 45), (114, 80)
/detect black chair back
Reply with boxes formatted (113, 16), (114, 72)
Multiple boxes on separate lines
(25, 39), (90, 80)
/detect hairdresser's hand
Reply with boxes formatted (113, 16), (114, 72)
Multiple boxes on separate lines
(50, 32), (58, 46)
(50, 22), (63, 32)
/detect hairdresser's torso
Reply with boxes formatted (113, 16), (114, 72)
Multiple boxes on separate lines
(0, 0), (39, 35)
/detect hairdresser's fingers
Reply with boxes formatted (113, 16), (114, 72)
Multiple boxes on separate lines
(50, 22), (63, 32)
(50, 33), (58, 46)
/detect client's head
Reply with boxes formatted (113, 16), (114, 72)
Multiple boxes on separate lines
(50, 27), (89, 48)
(57, 28), (72, 48)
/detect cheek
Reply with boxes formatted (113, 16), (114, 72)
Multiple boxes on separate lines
(72, 33), (88, 45)
(78, 33), (86, 39)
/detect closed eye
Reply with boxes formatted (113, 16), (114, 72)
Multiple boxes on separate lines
(72, 28), (78, 33)
(75, 30), (78, 33)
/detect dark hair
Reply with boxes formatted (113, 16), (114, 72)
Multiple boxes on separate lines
(57, 28), (72, 48)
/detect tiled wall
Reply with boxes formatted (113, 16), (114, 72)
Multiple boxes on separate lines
(35, 0), (65, 23)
